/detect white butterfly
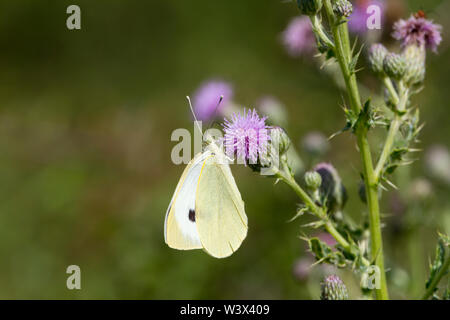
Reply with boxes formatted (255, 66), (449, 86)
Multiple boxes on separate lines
(164, 97), (248, 258)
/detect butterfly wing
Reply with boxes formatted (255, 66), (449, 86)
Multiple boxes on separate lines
(195, 155), (248, 258)
(164, 151), (211, 250)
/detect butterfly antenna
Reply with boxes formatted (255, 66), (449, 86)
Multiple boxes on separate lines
(207, 95), (224, 131)
(186, 96), (202, 134)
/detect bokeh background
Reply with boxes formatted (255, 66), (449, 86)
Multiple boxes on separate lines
(0, 0), (448, 299)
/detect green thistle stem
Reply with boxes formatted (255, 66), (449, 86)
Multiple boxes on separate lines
(422, 254), (450, 300)
(275, 166), (370, 266)
(310, 14), (335, 50)
(374, 82), (408, 180)
(323, 0), (389, 299)
(383, 77), (400, 104)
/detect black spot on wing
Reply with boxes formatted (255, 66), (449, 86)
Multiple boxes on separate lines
(188, 209), (196, 222)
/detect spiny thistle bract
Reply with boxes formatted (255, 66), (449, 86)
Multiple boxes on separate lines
(320, 275), (349, 300)
(383, 52), (407, 80)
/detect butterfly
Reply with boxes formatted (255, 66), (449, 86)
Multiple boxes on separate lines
(164, 97), (248, 258)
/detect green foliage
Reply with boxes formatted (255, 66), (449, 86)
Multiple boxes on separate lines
(425, 233), (450, 299)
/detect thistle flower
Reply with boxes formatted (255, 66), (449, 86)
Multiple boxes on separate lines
(368, 43), (388, 76)
(314, 163), (347, 213)
(392, 15), (442, 52)
(348, 0), (385, 34)
(320, 275), (349, 300)
(223, 109), (270, 165)
(192, 80), (233, 121)
(282, 16), (316, 57)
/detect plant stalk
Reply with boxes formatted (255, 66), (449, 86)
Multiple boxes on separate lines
(275, 167), (370, 266)
(374, 81), (408, 179)
(323, 0), (389, 299)
(422, 253), (450, 300)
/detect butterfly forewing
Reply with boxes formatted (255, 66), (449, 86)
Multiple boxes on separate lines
(195, 155), (248, 258)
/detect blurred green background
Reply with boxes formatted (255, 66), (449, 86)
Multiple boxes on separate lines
(0, 0), (448, 299)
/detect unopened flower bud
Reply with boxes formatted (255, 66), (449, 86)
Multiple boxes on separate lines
(402, 44), (426, 85)
(314, 163), (347, 213)
(320, 275), (349, 300)
(305, 171), (322, 190)
(270, 126), (291, 156)
(368, 44), (388, 76)
(333, 0), (353, 18)
(297, 0), (323, 16)
(383, 52), (407, 79)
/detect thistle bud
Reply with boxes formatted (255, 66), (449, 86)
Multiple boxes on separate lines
(383, 52), (407, 79)
(297, 0), (323, 16)
(320, 275), (349, 300)
(368, 44), (388, 76)
(333, 0), (353, 18)
(305, 171), (322, 190)
(314, 163), (347, 213)
(270, 126), (291, 156)
(402, 44), (426, 85)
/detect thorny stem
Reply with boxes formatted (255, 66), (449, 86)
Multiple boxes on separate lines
(323, 0), (389, 299)
(310, 15), (335, 50)
(421, 254), (450, 300)
(374, 80), (409, 179)
(275, 165), (370, 267)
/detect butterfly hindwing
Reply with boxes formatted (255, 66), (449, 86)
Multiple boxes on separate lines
(164, 151), (211, 250)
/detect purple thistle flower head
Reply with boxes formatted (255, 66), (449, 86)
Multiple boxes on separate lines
(348, 0), (385, 34)
(192, 80), (233, 121)
(223, 109), (270, 165)
(392, 15), (442, 52)
(282, 16), (316, 57)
